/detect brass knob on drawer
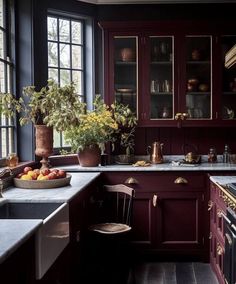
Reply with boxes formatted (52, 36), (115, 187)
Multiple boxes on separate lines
(217, 243), (223, 255)
(208, 200), (214, 211)
(124, 177), (139, 184)
(174, 177), (188, 184)
(217, 209), (222, 217)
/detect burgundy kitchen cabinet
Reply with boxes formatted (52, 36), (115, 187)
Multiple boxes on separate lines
(100, 21), (236, 127)
(102, 171), (208, 260)
(209, 181), (227, 284)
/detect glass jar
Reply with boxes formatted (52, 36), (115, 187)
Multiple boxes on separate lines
(208, 148), (217, 163)
(6, 153), (19, 167)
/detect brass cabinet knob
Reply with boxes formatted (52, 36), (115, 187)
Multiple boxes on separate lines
(174, 177), (188, 184)
(217, 209), (222, 217)
(217, 243), (223, 255)
(124, 177), (139, 184)
(208, 200), (214, 211)
(153, 194), (158, 207)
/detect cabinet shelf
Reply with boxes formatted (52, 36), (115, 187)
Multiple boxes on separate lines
(187, 60), (210, 65)
(150, 61), (172, 65)
(115, 61), (136, 66)
(223, 91), (236, 95)
(151, 92), (173, 95)
(186, 92), (211, 96)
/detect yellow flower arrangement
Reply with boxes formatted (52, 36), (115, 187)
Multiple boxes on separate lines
(64, 95), (136, 152)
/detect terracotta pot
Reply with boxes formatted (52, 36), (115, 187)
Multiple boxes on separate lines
(35, 125), (53, 169)
(78, 144), (101, 167)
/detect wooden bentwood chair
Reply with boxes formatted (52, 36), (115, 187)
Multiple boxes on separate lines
(89, 184), (135, 235)
(85, 184), (135, 284)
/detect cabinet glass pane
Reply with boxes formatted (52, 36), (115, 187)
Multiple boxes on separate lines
(114, 37), (137, 114)
(221, 35), (236, 120)
(150, 37), (173, 119)
(185, 36), (212, 119)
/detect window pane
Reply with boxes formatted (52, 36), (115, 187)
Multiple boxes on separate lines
(72, 21), (82, 44)
(48, 68), (58, 83)
(1, 128), (6, 157)
(0, 30), (4, 58)
(48, 42), (58, 67)
(0, 61), (6, 92)
(0, 0), (3, 27)
(72, 70), (82, 95)
(60, 69), (71, 86)
(59, 43), (70, 68)
(62, 135), (70, 147)
(72, 45), (82, 69)
(59, 19), (70, 43)
(47, 17), (58, 41)
(53, 129), (61, 148)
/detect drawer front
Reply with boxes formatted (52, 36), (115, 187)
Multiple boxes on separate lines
(102, 172), (206, 192)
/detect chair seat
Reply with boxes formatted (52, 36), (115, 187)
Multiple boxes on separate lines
(89, 222), (132, 234)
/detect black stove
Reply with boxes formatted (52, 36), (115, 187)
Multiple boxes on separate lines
(226, 183), (236, 198)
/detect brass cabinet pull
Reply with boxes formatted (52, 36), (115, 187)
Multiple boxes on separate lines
(217, 209), (222, 217)
(208, 200), (213, 211)
(225, 233), (232, 246)
(124, 177), (139, 184)
(174, 177), (188, 184)
(153, 194), (158, 207)
(209, 232), (212, 239)
(217, 243), (223, 255)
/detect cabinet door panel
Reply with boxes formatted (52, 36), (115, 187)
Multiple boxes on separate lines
(156, 192), (204, 249)
(131, 192), (155, 248)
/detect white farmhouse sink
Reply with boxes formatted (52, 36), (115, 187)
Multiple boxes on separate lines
(0, 201), (69, 279)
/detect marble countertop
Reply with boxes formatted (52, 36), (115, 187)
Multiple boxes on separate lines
(2, 172), (100, 202)
(0, 220), (42, 264)
(210, 176), (236, 186)
(0, 172), (101, 265)
(60, 162), (236, 172)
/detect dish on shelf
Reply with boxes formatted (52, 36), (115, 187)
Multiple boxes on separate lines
(13, 174), (72, 189)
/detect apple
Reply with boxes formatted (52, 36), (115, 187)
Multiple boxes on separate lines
(21, 174), (32, 180)
(57, 170), (66, 178)
(33, 169), (40, 175)
(37, 174), (44, 180)
(40, 168), (51, 176)
(48, 172), (57, 180)
(27, 170), (38, 180)
(23, 166), (33, 174)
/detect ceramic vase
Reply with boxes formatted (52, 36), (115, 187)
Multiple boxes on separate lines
(78, 144), (101, 167)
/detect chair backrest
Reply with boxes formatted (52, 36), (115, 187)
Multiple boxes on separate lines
(103, 184), (135, 226)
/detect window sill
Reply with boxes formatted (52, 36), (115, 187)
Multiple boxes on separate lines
(49, 154), (79, 167)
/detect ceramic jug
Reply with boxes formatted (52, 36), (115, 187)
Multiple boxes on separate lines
(147, 141), (164, 164)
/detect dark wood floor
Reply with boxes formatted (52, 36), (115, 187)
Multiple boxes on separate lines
(128, 262), (219, 284)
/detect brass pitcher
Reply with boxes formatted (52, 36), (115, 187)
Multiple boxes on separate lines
(147, 141), (164, 164)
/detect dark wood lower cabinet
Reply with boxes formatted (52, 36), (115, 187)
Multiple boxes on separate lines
(0, 235), (35, 284)
(102, 171), (208, 261)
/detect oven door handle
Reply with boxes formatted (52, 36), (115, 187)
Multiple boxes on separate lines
(219, 211), (232, 225)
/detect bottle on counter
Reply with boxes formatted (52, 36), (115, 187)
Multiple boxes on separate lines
(208, 147), (217, 163)
(223, 144), (230, 163)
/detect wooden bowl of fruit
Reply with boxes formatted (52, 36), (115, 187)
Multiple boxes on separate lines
(14, 167), (71, 189)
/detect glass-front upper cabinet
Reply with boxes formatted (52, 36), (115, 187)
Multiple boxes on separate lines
(185, 36), (212, 120)
(149, 36), (174, 120)
(113, 37), (138, 114)
(221, 35), (236, 121)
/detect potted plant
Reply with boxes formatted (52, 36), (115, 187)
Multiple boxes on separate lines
(0, 80), (84, 168)
(63, 96), (137, 166)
